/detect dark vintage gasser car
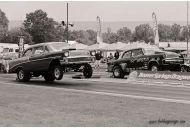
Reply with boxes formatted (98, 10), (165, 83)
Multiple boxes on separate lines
(107, 46), (185, 78)
(4, 42), (95, 82)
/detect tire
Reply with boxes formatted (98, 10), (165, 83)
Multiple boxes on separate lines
(17, 68), (31, 82)
(113, 65), (125, 78)
(83, 64), (93, 78)
(44, 74), (55, 82)
(150, 63), (160, 71)
(52, 65), (63, 80)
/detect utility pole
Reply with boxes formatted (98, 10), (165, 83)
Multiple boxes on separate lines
(187, 1), (189, 58)
(67, 3), (68, 43)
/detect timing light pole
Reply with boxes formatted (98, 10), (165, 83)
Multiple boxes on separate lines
(187, 1), (189, 58)
(67, 3), (68, 43)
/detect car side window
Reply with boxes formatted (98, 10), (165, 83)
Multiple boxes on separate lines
(23, 49), (33, 57)
(122, 51), (131, 58)
(33, 46), (44, 55)
(44, 46), (49, 53)
(131, 49), (143, 57)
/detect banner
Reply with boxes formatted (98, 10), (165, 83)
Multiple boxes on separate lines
(152, 12), (159, 47)
(19, 37), (24, 57)
(96, 16), (102, 43)
(127, 70), (190, 86)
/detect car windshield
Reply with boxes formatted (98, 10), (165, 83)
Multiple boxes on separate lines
(49, 42), (69, 51)
(144, 47), (163, 54)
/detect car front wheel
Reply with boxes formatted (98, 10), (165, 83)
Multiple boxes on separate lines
(113, 66), (125, 78)
(17, 68), (31, 82)
(53, 65), (63, 80)
(83, 64), (93, 78)
(150, 63), (160, 71)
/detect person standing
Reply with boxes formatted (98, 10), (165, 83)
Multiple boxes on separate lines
(95, 51), (102, 68)
(114, 51), (119, 60)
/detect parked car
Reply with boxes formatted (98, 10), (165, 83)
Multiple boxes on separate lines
(107, 46), (185, 78)
(6, 42), (95, 82)
(0, 47), (19, 60)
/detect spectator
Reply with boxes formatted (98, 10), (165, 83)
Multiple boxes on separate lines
(95, 51), (102, 68)
(108, 53), (114, 60)
(114, 51), (119, 60)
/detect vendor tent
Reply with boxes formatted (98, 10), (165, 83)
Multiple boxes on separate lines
(101, 42), (127, 51)
(122, 42), (157, 51)
(85, 42), (109, 50)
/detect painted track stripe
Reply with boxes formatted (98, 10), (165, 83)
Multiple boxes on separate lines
(0, 81), (190, 105)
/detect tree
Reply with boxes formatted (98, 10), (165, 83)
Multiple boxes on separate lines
(170, 23), (181, 42)
(0, 9), (9, 42)
(0, 9), (9, 30)
(180, 25), (190, 41)
(117, 27), (132, 43)
(158, 24), (171, 42)
(102, 32), (119, 44)
(23, 9), (63, 44)
(133, 24), (154, 43)
(1, 27), (33, 44)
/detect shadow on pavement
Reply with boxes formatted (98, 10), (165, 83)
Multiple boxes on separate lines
(7, 78), (92, 90)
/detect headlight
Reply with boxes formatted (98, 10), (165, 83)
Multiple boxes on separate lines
(163, 54), (167, 58)
(64, 51), (69, 57)
(90, 51), (95, 56)
(184, 59), (190, 64)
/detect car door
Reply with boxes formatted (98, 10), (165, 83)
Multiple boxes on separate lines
(29, 46), (46, 71)
(131, 49), (144, 69)
(120, 51), (132, 70)
(18, 48), (33, 71)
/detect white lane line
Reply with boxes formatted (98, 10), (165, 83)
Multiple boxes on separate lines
(1, 76), (190, 90)
(0, 81), (190, 105)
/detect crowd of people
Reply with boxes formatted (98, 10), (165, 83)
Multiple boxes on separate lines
(94, 50), (120, 69)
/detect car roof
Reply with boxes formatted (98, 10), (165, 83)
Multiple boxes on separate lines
(123, 46), (158, 52)
(25, 42), (68, 50)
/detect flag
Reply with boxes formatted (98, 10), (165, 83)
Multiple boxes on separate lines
(97, 16), (102, 43)
(152, 12), (159, 47)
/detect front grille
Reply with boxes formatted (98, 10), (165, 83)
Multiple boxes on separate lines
(68, 57), (92, 63)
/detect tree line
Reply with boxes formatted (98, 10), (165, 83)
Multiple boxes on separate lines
(0, 9), (190, 46)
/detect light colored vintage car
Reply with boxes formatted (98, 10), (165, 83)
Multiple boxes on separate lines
(6, 42), (95, 82)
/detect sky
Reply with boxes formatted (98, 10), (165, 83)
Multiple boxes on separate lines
(0, 1), (188, 22)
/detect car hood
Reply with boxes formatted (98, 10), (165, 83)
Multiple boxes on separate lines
(67, 50), (91, 58)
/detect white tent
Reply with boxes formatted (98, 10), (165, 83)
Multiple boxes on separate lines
(101, 42), (127, 51)
(85, 42), (109, 50)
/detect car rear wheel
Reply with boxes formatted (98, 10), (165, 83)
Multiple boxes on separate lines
(113, 66), (125, 78)
(83, 64), (93, 78)
(44, 74), (55, 82)
(17, 68), (31, 82)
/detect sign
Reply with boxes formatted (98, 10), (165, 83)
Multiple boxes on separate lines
(19, 37), (24, 58)
(127, 70), (190, 86)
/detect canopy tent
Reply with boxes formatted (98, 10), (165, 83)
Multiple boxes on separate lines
(69, 43), (89, 50)
(181, 51), (190, 54)
(122, 42), (157, 51)
(101, 42), (127, 51)
(85, 42), (109, 51)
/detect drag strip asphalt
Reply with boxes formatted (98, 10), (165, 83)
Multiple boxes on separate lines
(1, 74), (190, 105)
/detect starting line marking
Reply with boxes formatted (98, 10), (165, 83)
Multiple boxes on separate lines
(0, 81), (190, 105)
